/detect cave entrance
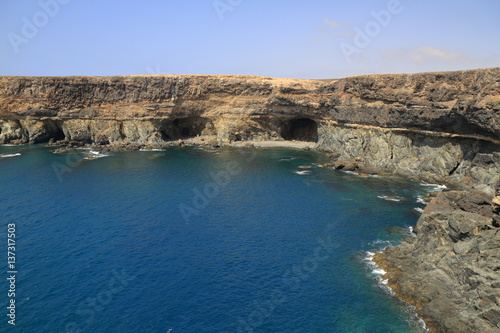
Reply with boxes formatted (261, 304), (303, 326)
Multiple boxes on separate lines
(281, 118), (318, 142)
(161, 117), (210, 140)
(34, 120), (65, 143)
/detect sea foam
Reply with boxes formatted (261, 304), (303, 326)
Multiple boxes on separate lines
(420, 183), (447, 191)
(377, 195), (403, 202)
(293, 170), (311, 175)
(84, 150), (110, 160)
(0, 153), (21, 158)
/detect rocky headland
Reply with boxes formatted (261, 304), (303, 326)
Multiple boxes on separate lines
(1, 68), (499, 332)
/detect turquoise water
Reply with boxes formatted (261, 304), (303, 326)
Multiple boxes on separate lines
(0, 145), (431, 332)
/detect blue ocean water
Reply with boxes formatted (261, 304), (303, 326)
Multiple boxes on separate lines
(0, 145), (432, 333)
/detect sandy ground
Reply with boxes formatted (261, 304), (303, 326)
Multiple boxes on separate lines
(230, 140), (316, 149)
(181, 137), (316, 150)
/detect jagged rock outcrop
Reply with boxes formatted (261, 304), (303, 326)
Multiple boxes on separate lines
(374, 188), (500, 333)
(317, 123), (500, 195)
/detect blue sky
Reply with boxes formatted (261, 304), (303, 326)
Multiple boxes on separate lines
(1, 0), (499, 78)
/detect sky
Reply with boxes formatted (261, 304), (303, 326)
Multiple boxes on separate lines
(0, 0), (499, 79)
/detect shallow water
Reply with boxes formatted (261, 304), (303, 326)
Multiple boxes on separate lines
(0, 145), (432, 332)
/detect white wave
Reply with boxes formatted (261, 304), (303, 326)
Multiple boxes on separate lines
(372, 268), (387, 275)
(420, 183), (447, 191)
(278, 157), (297, 162)
(369, 174), (381, 178)
(139, 148), (165, 152)
(364, 251), (427, 330)
(84, 151), (110, 160)
(416, 196), (427, 205)
(414, 207), (424, 214)
(407, 226), (417, 237)
(378, 195), (403, 202)
(417, 317), (430, 332)
(341, 170), (359, 175)
(370, 239), (392, 246)
(378, 279), (394, 295)
(0, 153), (21, 158)
(363, 252), (377, 267)
(293, 170), (311, 176)
(363, 251), (395, 298)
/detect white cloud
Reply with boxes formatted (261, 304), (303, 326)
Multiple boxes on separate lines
(323, 18), (344, 29)
(381, 47), (475, 65)
(337, 31), (356, 38)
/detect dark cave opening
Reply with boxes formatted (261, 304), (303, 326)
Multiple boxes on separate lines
(50, 124), (66, 142)
(281, 118), (318, 142)
(33, 120), (66, 143)
(161, 117), (209, 140)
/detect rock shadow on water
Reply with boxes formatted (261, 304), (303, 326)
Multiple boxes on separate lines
(146, 153), (169, 160)
(322, 179), (353, 192)
(356, 206), (373, 214)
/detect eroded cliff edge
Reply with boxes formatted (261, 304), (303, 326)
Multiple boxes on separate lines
(1, 69), (499, 193)
(1, 68), (499, 332)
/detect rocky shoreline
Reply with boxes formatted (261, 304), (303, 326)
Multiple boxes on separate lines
(1, 69), (499, 332)
(374, 187), (500, 332)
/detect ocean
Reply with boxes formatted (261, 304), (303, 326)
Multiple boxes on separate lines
(0, 145), (433, 332)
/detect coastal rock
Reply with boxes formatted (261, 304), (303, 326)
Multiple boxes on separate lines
(375, 190), (500, 333)
(492, 196), (500, 214)
(0, 69), (498, 193)
(317, 123), (500, 195)
(333, 159), (358, 171)
(0, 69), (499, 332)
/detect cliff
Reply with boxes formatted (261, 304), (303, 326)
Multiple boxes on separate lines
(1, 68), (499, 332)
(1, 69), (499, 140)
(1, 69), (499, 193)
(374, 187), (500, 332)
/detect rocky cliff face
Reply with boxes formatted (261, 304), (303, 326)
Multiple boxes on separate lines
(1, 69), (499, 193)
(374, 188), (500, 332)
(1, 69), (499, 332)
(1, 69), (499, 139)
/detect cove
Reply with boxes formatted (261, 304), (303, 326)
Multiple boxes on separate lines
(0, 145), (431, 332)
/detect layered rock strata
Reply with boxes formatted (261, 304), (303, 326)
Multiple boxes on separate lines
(1, 68), (499, 332)
(1, 69), (499, 192)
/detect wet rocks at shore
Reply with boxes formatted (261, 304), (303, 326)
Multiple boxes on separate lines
(374, 187), (500, 333)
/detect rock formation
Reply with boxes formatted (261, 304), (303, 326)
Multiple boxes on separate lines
(1, 69), (498, 193)
(374, 187), (500, 332)
(1, 68), (499, 332)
